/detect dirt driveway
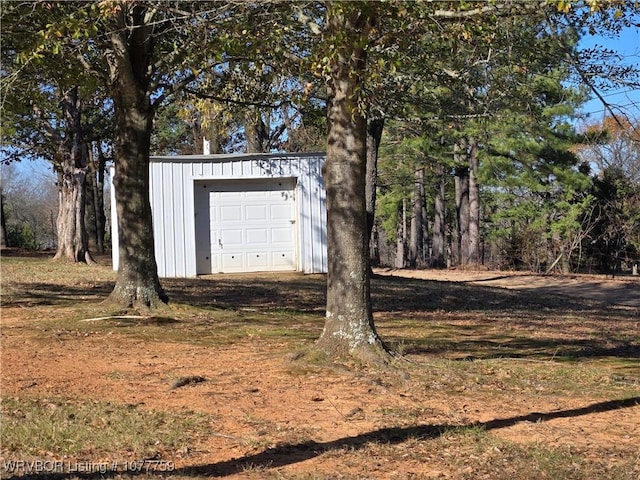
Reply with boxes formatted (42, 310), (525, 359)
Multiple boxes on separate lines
(375, 268), (640, 308)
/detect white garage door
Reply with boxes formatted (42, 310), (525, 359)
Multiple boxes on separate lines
(206, 179), (297, 273)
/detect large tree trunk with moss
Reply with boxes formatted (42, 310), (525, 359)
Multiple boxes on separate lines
(106, 5), (167, 310)
(315, 4), (388, 364)
(53, 86), (94, 264)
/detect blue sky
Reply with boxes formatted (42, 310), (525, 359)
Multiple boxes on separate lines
(576, 24), (640, 125)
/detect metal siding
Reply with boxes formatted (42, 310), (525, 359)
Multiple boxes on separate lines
(155, 162), (168, 277)
(192, 161), (203, 177)
(222, 160), (231, 177)
(299, 158), (313, 274)
(303, 155), (327, 274)
(162, 163), (174, 277)
(166, 161), (178, 277)
(315, 158), (328, 272)
(300, 168), (313, 273)
(147, 153), (327, 277)
(242, 159), (252, 176)
(166, 162), (178, 277)
(183, 164), (198, 277)
(172, 164), (185, 276)
(150, 163), (165, 277)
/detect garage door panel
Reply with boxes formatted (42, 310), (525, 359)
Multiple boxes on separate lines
(246, 228), (268, 245)
(207, 179), (296, 273)
(272, 227), (295, 244)
(210, 254), (219, 272)
(247, 252), (269, 269)
(220, 205), (242, 222)
(269, 191), (292, 202)
(221, 190), (243, 198)
(221, 253), (244, 270)
(272, 251), (296, 268)
(220, 229), (243, 246)
(270, 204), (293, 220)
(245, 190), (269, 198)
(245, 204), (268, 221)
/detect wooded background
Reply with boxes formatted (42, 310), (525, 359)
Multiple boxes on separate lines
(1, 1), (638, 278)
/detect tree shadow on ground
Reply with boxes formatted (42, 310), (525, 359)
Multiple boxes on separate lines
(178, 396), (640, 478)
(1, 281), (115, 308)
(5, 396), (638, 480)
(370, 274), (637, 317)
(399, 336), (640, 361)
(164, 273), (639, 320)
(4, 270), (638, 362)
(163, 275), (327, 313)
(366, 275), (639, 363)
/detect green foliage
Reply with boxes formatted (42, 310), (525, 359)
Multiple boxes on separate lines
(585, 166), (640, 273)
(373, 8), (600, 270)
(482, 114), (593, 271)
(285, 101), (327, 152)
(377, 123), (444, 243)
(6, 223), (38, 250)
(1, 2), (111, 166)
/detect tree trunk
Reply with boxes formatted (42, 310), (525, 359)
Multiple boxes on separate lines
(370, 223), (380, 267)
(431, 165), (446, 268)
(421, 175), (429, 265)
(84, 142), (107, 254)
(454, 164), (469, 267)
(95, 142), (107, 253)
(409, 168), (425, 268)
(85, 144), (100, 253)
(0, 192), (8, 248)
(396, 197), (407, 268)
(53, 86), (94, 264)
(468, 137), (480, 267)
(106, 5), (167, 310)
(366, 117), (384, 252)
(315, 4), (388, 364)
(245, 106), (267, 153)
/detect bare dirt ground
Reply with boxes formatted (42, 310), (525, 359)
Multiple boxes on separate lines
(1, 255), (639, 479)
(374, 268), (640, 308)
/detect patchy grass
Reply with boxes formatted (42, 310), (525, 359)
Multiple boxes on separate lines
(0, 396), (213, 461)
(1, 254), (639, 479)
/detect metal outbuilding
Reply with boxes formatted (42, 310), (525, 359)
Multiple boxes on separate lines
(111, 152), (327, 277)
